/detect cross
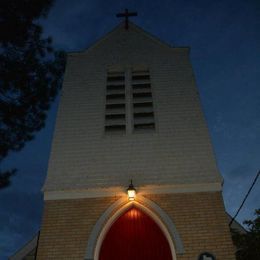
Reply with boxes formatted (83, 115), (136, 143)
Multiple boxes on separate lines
(116, 9), (137, 30)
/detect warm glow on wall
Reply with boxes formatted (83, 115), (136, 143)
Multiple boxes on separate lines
(127, 180), (136, 201)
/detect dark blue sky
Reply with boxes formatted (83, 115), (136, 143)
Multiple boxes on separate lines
(1, 0), (260, 258)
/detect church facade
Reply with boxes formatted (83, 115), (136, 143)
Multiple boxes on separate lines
(35, 22), (235, 259)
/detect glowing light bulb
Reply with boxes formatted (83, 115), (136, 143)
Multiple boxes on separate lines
(127, 180), (136, 201)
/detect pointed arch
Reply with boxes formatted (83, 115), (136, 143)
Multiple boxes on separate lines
(99, 206), (172, 259)
(84, 195), (184, 260)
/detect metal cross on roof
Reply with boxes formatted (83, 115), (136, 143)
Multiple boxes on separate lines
(116, 9), (137, 30)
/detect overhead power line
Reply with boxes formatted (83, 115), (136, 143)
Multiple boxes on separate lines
(229, 170), (260, 227)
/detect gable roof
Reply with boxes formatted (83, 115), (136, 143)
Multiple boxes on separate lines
(9, 232), (39, 260)
(68, 21), (183, 56)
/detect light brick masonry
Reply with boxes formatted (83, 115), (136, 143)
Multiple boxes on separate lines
(37, 192), (235, 259)
(44, 22), (222, 192)
(36, 22), (236, 260)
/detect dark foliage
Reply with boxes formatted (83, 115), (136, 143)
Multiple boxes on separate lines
(0, 169), (16, 189)
(231, 209), (260, 260)
(0, 0), (65, 188)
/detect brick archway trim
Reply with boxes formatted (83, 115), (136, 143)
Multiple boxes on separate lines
(85, 195), (184, 260)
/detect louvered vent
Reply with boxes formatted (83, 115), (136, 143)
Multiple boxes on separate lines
(105, 72), (126, 132)
(132, 70), (155, 131)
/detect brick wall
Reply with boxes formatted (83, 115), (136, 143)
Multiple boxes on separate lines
(44, 22), (222, 192)
(37, 197), (118, 259)
(146, 192), (236, 260)
(37, 191), (235, 259)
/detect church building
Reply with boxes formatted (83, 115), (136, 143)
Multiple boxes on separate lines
(14, 13), (236, 260)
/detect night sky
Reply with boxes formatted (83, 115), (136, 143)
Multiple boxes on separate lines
(1, 0), (260, 259)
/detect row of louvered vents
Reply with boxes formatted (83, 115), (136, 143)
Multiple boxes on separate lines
(105, 71), (155, 132)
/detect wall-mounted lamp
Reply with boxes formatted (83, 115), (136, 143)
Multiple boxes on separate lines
(127, 180), (136, 201)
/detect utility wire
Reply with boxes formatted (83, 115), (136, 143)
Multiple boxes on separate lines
(229, 170), (260, 227)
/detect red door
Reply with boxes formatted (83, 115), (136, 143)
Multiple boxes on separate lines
(99, 207), (172, 260)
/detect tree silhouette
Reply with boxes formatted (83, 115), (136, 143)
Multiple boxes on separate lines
(0, 0), (65, 188)
(232, 209), (260, 260)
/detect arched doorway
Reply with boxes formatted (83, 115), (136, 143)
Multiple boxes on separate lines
(99, 206), (172, 260)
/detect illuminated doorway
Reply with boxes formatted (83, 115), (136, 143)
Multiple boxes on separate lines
(99, 207), (172, 260)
